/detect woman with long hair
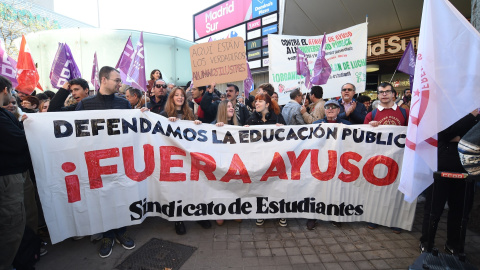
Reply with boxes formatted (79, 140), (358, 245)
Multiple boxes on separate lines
(245, 93), (284, 125)
(147, 69), (162, 96)
(160, 87), (197, 122)
(159, 87), (210, 234)
(212, 99), (242, 226)
(245, 93), (287, 227)
(213, 99), (239, 126)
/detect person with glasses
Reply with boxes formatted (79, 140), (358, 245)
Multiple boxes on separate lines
(75, 66), (130, 111)
(282, 89), (305, 125)
(338, 83), (367, 124)
(148, 79), (168, 114)
(20, 96), (39, 113)
(364, 82), (408, 234)
(75, 67), (134, 258)
(364, 82), (409, 127)
(300, 86), (325, 124)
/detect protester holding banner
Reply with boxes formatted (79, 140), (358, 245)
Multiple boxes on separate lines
(213, 100), (239, 127)
(147, 69), (162, 96)
(76, 66), (135, 258)
(244, 93), (288, 227)
(159, 87), (196, 122)
(158, 86), (211, 234)
(420, 110), (479, 254)
(364, 82), (409, 127)
(364, 82), (407, 234)
(0, 75), (30, 269)
(48, 79), (90, 112)
(300, 86), (325, 124)
(338, 83), (367, 124)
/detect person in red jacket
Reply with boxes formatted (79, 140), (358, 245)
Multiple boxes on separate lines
(364, 82), (408, 234)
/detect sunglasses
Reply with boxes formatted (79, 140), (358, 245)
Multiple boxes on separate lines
(155, 84), (167, 88)
(325, 105), (339, 110)
(341, 88), (354, 92)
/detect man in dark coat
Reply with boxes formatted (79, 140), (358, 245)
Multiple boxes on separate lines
(337, 83), (367, 124)
(48, 78), (90, 112)
(76, 66), (134, 258)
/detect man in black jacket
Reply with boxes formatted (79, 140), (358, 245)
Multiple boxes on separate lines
(0, 75), (29, 269)
(337, 83), (367, 124)
(148, 79), (168, 114)
(76, 66), (134, 258)
(48, 78), (90, 112)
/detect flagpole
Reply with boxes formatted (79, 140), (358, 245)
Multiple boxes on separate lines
(389, 70), (397, 83)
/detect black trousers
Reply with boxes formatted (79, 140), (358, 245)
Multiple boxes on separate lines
(420, 178), (475, 250)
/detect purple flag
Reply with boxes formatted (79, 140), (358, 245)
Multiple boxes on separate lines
(115, 36), (135, 85)
(126, 32), (147, 92)
(49, 43), (82, 89)
(310, 33), (331, 85)
(396, 41), (416, 89)
(0, 40), (18, 88)
(91, 52), (100, 91)
(244, 62), (254, 97)
(296, 47), (312, 89)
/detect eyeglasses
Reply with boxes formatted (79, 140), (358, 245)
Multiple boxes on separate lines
(341, 88), (354, 92)
(378, 90), (393, 95)
(108, 78), (122, 84)
(155, 84), (167, 89)
(325, 105), (339, 110)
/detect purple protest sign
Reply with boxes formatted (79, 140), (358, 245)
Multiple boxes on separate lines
(50, 43), (82, 89)
(91, 52), (100, 92)
(244, 62), (254, 97)
(0, 41), (18, 88)
(126, 32), (147, 92)
(115, 36), (134, 85)
(310, 33), (331, 86)
(296, 47), (311, 89)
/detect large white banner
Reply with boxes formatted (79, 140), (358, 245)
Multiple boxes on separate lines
(269, 23), (368, 105)
(24, 110), (414, 244)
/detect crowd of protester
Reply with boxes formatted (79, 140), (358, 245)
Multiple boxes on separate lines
(1, 66), (478, 269)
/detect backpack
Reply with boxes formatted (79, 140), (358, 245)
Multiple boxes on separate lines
(371, 107), (407, 122)
(13, 226), (43, 270)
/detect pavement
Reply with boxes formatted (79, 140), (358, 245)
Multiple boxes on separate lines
(36, 201), (480, 270)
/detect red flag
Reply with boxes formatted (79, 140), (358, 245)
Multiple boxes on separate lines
(16, 35), (43, 94)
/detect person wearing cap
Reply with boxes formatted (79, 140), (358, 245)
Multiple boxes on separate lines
(306, 99), (350, 230)
(312, 99), (351, 125)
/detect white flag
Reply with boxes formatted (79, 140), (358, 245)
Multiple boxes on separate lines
(398, 0), (480, 202)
